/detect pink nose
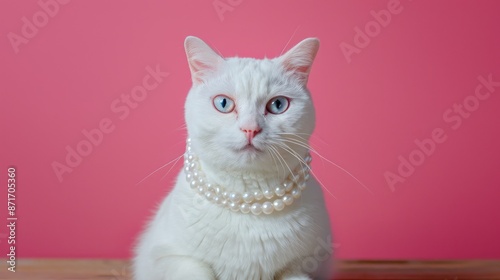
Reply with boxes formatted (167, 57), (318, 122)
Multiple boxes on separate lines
(241, 127), (262, 142)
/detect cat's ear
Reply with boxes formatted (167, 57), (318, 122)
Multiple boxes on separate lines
(278, 38), (319, 85)
(184, 36), (224, 85)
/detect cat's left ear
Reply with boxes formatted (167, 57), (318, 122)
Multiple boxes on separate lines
(184, 36), (225, 85)
(278, 38), (319, 85)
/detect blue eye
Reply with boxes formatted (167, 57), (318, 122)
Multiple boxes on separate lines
(213, 95), (235, 113)
(266, 96), (290, 114)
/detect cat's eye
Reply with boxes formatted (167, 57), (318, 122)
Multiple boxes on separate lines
(266, 96), (290, 114)
(213, 95), (235, 113)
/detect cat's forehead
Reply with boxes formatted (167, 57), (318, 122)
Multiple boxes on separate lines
(222, 57), (284, 98)
(225, 57), (279, 77)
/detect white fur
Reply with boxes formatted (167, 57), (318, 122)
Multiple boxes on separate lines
(133, 36), (334, 280)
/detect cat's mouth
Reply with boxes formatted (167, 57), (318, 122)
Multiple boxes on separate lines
(236, 143), (263, 153)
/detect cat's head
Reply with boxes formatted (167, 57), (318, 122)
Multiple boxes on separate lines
(184, 36), (319, 175)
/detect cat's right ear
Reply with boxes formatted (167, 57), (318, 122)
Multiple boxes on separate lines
(184, 36), (224, 85)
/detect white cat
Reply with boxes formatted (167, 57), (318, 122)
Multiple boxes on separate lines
(133, 36), (334, 280)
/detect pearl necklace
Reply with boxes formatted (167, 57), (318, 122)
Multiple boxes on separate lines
(183, 139), (312, 215)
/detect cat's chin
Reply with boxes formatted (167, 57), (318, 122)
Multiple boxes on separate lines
(232, 144), (267, 163)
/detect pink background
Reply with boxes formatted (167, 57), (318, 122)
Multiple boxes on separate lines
(1, 0), (499, 260)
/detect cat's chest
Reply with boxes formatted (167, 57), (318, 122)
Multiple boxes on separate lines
(175, 194), (316, 277)
(181, 201), (309, 249)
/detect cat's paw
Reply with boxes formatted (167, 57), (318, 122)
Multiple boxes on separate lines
(277, 269), (312, 280)
(164, 259), (216, 280)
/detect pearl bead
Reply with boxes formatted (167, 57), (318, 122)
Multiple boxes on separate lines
(197, 185), (206, 194)
(221, 199), (228, 207)
(253, 190), (264, 200)
(186, 173), (194, 183)
(187, 155), (194, 162)
(229, 202), (239, 212)
(189, 162), (196, 170)
(298, 168), (306, 176)
(263, 189), (274, 199)
(187, 138), (191, 143)
(291, 187), (301, 199)
(283, 194), (294, 206)
(213, 196), (221, 204)
(262, 202), (274, 214)
(275, 186), (285, 197)
(229, 192), (242, 203)
(305, 155), (312, 163)
(190, 180), (198, 189)
(206, 183), (213, 192)
(240, 203), (250, 214)
(193, 171), (200, 178)
(250, 203), (262, 215)
(205, 191), (215, 201)
(222, 191), (228, 199)
(184, 166), (191, 173)
(242, 192), (254, 203)
(298, 181), (306, 190)
(273, 199), (285, 211)
(214, 186), (222, 194)
(198, 177), (205, 185)
(283, 180), (294, 192)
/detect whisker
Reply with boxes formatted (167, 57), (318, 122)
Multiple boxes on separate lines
(160, 154), (184, 182)
(317, 155), (373, 194)
(269, 144), (286, 178)
(276, 133), (321, 154)
(277, 136), (373, 195)
(275, 141), (337, 200)
(277, 132), (329, 146)
(136, 154), (184, 185)
(280, 25), (301, 56)
(280, 138), (314, 153)
(276, 132), (310, 141)
(269, 143), (294, 178)
(273, 141), (309, 173)
(266, 146), (281, 178)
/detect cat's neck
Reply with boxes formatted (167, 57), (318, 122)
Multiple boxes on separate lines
(189, 151), (312, 194)
(197, 159), (290, 193)
(184, 139), (310, 194)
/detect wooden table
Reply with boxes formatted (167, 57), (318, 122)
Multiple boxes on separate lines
(1, 259), (499, 279)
